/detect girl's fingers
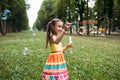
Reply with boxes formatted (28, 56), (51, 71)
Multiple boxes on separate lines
(65, 22), (71, 27)
(67, 43), (73, 48)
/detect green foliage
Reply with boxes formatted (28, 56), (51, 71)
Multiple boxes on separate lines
(33, 0), (55, 31)
(0, 31), (120, 79)
(112, 0), (120, 30)
(34, 0), (77, 31)
(34, 0), (93, 31)
(0, 0), (29, 32)
(93, 0), (120, 31)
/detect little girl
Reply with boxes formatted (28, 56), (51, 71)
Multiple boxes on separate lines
(42, 18), (72, 80)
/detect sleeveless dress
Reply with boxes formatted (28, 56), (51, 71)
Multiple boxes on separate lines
(42, 42), (69, 80)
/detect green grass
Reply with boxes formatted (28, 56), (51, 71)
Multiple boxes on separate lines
(0, 31), (120, 80)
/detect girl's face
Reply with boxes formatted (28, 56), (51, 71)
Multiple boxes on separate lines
(53, 21), (63, 34)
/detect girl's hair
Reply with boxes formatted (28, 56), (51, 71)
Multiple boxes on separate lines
(46, 18), (62, 48)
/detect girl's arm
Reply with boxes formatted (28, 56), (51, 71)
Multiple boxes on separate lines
(63, 43), (72, 52)
(52, 29), (66, 44)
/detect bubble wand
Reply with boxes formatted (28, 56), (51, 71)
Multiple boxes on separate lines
(68, 22), (75, 53)
(69, 36), (72, 53)
(65, 21), (73, 53)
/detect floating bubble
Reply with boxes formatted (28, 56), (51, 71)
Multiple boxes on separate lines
(69, 36), (72, 53)
(32, 33), (36, 36)
(22, 47), (28, 55)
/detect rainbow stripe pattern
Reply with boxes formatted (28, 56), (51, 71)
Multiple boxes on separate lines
(42, 43), (69, 80)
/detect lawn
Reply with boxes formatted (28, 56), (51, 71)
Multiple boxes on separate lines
(0, 31), (120, 80)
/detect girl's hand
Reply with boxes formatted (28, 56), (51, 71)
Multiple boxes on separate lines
(66, 43), (73, 49)
(63, 43), (73, 52)
(64, 22), (71, 31)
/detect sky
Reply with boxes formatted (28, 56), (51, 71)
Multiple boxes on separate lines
(26, 0), (43, 28)
(88, 0), (95, 8)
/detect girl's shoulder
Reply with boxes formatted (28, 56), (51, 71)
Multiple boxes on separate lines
(50, 35), (56, 43)
(50, 35), (57, 40)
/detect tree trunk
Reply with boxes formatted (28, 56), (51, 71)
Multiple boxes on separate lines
(97, 0), (100, 35)
(87, 0), (89, 36)
(108, 18), (111, 35)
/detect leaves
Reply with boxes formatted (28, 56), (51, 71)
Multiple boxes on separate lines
(0, 0), (28, 32)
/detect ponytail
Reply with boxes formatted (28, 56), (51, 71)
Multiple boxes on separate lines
(46, 22), (51, 48)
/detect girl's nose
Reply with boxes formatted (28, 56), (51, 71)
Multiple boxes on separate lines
(59, 27), (63, 32)
(59, 27), (62, 30)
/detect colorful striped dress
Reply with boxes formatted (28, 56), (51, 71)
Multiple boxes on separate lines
(42, 42), (69, 80)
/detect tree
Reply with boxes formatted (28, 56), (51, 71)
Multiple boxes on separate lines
(94, 0), (114, 35)
(112, 0), (120, 31)
(34, 0), (55, 31)
(107, 0), (114, 35)
(9, 0), (28, 32)
(0, 0), (29, 35)
(74, 0), (86, 35)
